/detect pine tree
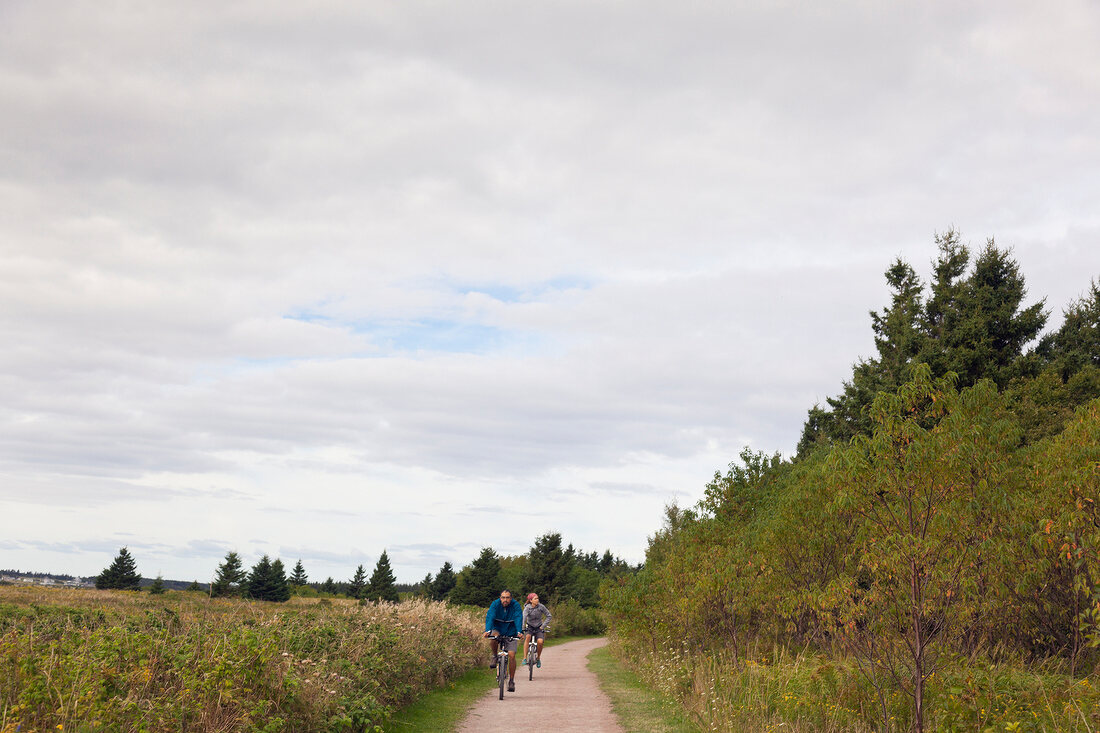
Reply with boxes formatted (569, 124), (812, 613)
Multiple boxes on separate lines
(149, 574), (166, 594)
(211, 551), (247, 597)
(289, 559), (308, 587)
(186, 580), (202, 592)
(449, 548), (501, 606)
(321, 576), (337, 595)
(432, 562), (456, 601)
(95, 547), (142, 590)
(365, 551), (399, 602)
(246, 555), (273, 601)
(268, 558), (291, 602)
(524, 533), (575, 602)
(348, 565), (367, 599)
(418, 573), (434, 597)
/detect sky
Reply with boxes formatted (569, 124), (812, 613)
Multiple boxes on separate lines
(2, 1), (1098, 585)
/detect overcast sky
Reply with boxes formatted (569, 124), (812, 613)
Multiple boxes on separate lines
(2, 1), (1098, 585)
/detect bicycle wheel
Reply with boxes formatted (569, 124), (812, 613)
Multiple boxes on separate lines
(528, 643), (535, 680)
(497, 652), (506, 700)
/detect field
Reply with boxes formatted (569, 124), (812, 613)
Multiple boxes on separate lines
(0, 585), (487, 732)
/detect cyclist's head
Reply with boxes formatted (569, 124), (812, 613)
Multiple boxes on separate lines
(499, 590), (512, 605)
(527, 593), (538, 604)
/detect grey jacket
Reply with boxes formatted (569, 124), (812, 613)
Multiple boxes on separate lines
(523, 602), (552, 631)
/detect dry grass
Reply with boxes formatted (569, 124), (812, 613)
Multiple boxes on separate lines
(0, 585), (487, 732)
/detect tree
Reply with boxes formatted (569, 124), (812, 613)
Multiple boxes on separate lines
(186, 580), (202, 592)
(524, 533), (575, 602)
(431, 562), (456, 601)
(417, 573), (433, 597)
(269, 558), (291, 602)
(149, 574), (166, 595)
(364, 551), (399, 602)
(211, 551), (247, 597)
(321, 576), (337, 595)
(95, 547), (141, 590)
(449, 548), (502, 606)
(289, 559), (308, 587)
(348, 565), (367, 599)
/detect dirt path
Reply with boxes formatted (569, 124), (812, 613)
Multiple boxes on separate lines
(455, 636), (624, 732)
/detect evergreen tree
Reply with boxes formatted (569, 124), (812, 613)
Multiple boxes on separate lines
(449, 548), (502, 606)
(95, 547), (141, 590)
(365, 551), (399, 602)
(417, 573), (433, 597)
(289, 559), (308, 587)
(186, 580), (202, 592)
(348, 565), (367, 599)
(149, 574), (166, 595)
(524, 533), (575, 602)
(246, 555), (274, 600)
(431, 562), (456, 601)
(321, 576), (337, 595)
(268, 558), (291, 602)
(1039, 279), (1100, 380)
(211, 551), (247, 597)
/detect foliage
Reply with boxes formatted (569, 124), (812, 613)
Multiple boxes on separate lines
(149, 575), (166, 595)
(449, 548), (501, 607)
(430, 563), (455, 602)
(246, 555), (291, 603)
(289, 560), (308, 587)
(0, 585), (487, 732)
(364, 551), (399, 603)
(95, 547), (142, 591)
(348, 565), (367, 600)
(211, 551), (247, 598)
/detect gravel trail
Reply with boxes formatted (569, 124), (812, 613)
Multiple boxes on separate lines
(455, 636), (624, 732)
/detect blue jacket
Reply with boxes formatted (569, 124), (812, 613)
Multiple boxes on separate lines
(485, 597), (524, 636)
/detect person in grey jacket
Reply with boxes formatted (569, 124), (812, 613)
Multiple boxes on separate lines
(521, 592), (552, 667)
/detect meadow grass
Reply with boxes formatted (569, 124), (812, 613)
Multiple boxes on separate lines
(588, 644), (700, 733)
(609, 634), (1100, 733)
(0, 585), (487, 732)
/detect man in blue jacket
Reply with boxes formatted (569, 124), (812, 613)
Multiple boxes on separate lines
(484, 589), (524, 692)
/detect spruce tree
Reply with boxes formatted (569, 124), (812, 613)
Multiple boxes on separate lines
(186, 580), (202, 592)
(246, 555), (273, 600)
(449, 548), (501, 606)
(524, 533), (575, 602)
(348, 565), (367, 599)
(268, 558), (291, 602)
(321, 576), (337, 595)
(431, 561), (456, 601)
(289, 559), (308, 587)
(95, 547), (141, 590)
(211, 551), (247, 597)
(418, 573), (434, 597)
(149, 574), (166, 594)
(365, 550), (399, 602)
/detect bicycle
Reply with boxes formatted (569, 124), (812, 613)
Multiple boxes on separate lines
(522, 625), (549, 680)
(489, 633), (518, 700)
(524, 633), (538, 680)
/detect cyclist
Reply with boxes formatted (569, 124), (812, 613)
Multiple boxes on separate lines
(483, 589), (523, 692)
(521, 592), (552, 668)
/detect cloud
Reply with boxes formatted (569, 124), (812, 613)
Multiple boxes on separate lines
(1, 1), (1098, 582)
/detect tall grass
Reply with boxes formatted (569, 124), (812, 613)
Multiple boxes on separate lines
(0, 586), (487, 732)
(610, 634), (1100, 732)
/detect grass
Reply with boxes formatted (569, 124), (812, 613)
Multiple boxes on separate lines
(589, 644), (701, 733)
(0, 585), (488, 732)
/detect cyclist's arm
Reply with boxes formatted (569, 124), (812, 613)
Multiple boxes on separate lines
(522, 605), (530, 632)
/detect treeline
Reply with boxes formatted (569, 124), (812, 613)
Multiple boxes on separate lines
(428, 533), (634, 608)
(93, 533), (633, 608)
(605, 231), (1100, 732)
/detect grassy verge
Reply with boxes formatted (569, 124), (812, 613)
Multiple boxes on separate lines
(589, 644), (701, 733)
